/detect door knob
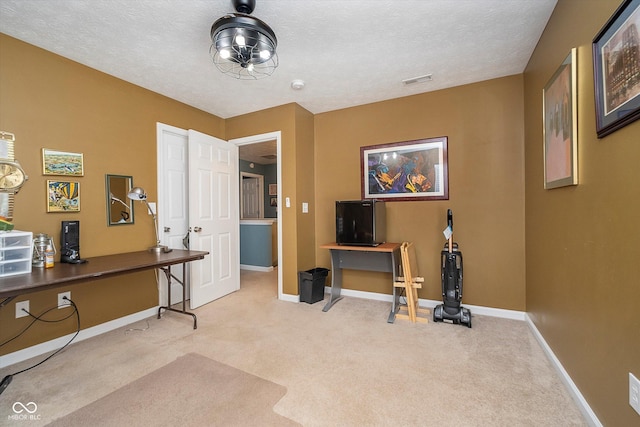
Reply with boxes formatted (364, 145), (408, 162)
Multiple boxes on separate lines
(193, 226), (202, 232)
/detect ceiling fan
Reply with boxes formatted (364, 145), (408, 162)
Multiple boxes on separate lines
(210, 0), (278, 80)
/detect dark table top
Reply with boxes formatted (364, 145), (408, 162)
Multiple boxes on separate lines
(0, 249), (208, 299)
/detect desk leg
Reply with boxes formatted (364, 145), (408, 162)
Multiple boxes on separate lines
(388, 287), (400, 323)
(158, 264), (198, 329)
(387, 247), (402, 323)
(322, 250), (343, 312)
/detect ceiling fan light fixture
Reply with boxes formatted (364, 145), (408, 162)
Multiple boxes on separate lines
(210, 0), (278, 80)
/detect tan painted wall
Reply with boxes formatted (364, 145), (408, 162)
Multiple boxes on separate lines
(524, 0), (640, 425)
(0, 34), (225, 354)
(314, 76), (526, 309)
(294, 106), (316, 272)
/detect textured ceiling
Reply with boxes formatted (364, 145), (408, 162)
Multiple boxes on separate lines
(0, 0), (557, 120)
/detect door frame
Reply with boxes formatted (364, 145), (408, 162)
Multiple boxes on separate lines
(230, 131), (283, 300)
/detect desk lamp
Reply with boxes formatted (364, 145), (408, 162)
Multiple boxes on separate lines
(127, 186), (171, 253)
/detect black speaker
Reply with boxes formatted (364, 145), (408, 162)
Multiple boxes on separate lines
(60, 220), (86, 264)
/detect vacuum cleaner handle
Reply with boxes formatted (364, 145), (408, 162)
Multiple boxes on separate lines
(447, 209), (453, 253)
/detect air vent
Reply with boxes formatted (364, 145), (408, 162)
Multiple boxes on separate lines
(402, 74), (433, 85)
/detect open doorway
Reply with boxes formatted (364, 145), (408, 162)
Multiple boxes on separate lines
(231, 132), (284, 300)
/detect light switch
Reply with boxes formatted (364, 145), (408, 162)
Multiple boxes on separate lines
(302, 202), (308, 213)
(285, 197), (291, 208)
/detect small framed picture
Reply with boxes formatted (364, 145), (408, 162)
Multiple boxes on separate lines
(268, 184), (277, 196)
(47, 180), (80, 212)
(270, 197), (277, 207)
(42, 148), (84, 176)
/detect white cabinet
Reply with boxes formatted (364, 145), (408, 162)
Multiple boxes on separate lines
(0, 230), (33, 277)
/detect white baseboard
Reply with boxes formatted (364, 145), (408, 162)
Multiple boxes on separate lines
(525, 314), (602, 427)
(0, 307), (158, 369)
(329, 287), (526, 320)
(278, 293), (299, 303)
(240, 264), (274, 272)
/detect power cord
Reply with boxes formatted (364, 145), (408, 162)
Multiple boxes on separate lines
(0, 296), (80, 395)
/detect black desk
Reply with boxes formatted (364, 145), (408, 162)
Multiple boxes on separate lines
(320, 243), (402, 323)
(0, 249), (208, 329)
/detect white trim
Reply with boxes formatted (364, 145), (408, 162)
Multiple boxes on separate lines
(327, 287), (526, 320)
(279, 293), (299, 303)
(240, 219), (276, 225)
(525, 314), (602, 427)
(240, 264), (274, 272)
(0, 307), (158, 369)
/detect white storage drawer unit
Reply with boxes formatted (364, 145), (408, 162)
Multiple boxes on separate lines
(0, 230), (33, 277)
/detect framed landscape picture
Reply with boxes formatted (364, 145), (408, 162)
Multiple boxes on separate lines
(42, 149), (84, 176)
(361, 137), (448, 201)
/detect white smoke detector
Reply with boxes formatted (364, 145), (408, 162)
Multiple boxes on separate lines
(291, 79), (305, 90)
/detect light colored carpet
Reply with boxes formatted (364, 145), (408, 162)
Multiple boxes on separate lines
(0, 268), (587, 426)
(46, 353), (299, 427)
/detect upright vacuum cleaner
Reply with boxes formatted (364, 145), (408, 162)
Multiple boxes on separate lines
(433, 209), (472, 327)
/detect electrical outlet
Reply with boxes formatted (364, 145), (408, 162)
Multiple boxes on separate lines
(58, 291), (71, 309)
(630, 373), (640, 415)
(15, 301), (29, 318)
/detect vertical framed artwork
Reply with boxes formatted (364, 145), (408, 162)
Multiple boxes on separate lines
(592, 0), (640, 138)
(361, 137), (448, 201)
(47, 180), (80, 212)
(42, 148), (84, 176)
(543, 48), (578, 189)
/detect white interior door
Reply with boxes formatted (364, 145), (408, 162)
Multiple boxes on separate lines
(188, 129), (240, 308)
(157, 123), (189, 305)
(241, 172), (263, 218)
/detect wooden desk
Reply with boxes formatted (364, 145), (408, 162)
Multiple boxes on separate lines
(0, 249), (208, 329)
(320, 242), (402, 323)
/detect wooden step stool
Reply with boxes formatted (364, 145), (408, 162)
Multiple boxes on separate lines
(394, 242), (429, 323)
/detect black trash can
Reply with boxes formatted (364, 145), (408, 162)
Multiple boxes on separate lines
(298, 268), (329, 304)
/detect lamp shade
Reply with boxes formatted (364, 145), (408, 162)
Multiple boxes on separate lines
(127, 187), (147, 201)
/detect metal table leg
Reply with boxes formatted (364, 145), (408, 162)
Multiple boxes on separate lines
(322, 250), (343, 311)
(157, 263), (197, 329)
